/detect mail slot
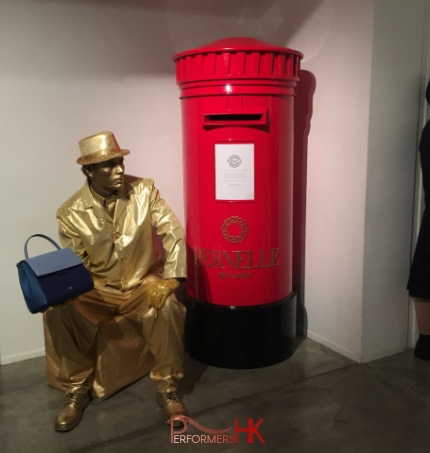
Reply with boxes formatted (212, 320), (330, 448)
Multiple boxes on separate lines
(174, 37), (303, 368)
(204, 111), (268, 128)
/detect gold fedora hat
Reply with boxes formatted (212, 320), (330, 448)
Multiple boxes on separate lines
(77, 131), (130, 165)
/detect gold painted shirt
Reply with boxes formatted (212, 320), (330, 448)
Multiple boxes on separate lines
(56, 176), (186, 293)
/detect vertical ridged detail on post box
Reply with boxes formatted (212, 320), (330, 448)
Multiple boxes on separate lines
(174, 37), (302, 87)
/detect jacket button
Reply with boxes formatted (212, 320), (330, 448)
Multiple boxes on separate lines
(120, 257), (127, 263)
(114, 232), (121, 239)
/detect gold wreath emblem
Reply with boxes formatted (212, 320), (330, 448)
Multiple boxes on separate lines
(221, 216), (248, 243)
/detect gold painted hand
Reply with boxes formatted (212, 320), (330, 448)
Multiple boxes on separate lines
(147, 278), (180, 310)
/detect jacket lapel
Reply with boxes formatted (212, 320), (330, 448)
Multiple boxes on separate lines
(114, 180), (132, 223)
(81, 182), (113, 223)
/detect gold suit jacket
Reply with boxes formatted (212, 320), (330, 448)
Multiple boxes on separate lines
(56, 176), (186, 293)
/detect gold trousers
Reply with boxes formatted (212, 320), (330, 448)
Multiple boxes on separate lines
(44, 275), (186, 395)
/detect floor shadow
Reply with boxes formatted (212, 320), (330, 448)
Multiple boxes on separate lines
(178, 353), (208, 397)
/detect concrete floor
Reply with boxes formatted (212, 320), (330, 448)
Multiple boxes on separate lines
(1, 338), (430, 452)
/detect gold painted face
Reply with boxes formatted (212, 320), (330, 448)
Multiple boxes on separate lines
(87, 157), (125, 198)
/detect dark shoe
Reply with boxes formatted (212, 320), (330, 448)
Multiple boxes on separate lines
(55, 392), (91, 432)
(415, 336), (430, 360)
(156, 391), (188, 428)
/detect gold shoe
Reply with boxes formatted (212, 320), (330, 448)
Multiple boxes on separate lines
(156, 391), (188, 428)
(55, 392), (91, 432)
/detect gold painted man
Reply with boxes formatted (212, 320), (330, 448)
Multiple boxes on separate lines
(44, 131), (187, 432)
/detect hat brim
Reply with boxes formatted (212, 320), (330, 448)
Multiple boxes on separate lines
(77, 149), (130, 165)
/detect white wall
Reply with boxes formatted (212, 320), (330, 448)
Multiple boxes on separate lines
(362, 0), (427, 361)
(303, 0), (428, 362)
(0, 0), (425, 364)
(298, 0), (374, 360)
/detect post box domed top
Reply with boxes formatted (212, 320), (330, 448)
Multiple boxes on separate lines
(174, 37), (303, 59)
(174, 37), (303, 86)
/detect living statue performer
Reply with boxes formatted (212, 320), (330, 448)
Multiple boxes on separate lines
(44, 131), (187, 432)
(408, 81), (430, 360)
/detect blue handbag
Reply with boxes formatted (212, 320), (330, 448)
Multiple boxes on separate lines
(17, 234), (94, 314)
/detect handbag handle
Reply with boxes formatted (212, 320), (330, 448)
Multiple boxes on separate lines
(24, 234), (61, 260)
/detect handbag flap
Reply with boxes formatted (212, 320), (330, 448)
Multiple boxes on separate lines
(25, 248), (84, 277)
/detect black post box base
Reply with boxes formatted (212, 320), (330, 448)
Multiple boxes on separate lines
(184, 293), (297, 369)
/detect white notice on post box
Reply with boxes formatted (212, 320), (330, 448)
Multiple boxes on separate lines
(215, 143), (255, 201)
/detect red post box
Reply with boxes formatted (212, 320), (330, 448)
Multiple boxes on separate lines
(174, 37), (302, 368)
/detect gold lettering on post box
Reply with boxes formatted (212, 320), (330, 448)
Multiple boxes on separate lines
(270, 247), (280, 267)
(194, 247), (202, 265)
(202, 248), (212, 267)
(222, 250), (234, 268)
(193, 247), (280, 272)
(236, 251), (248, 269)
(219, 272), (253, 279)
(213, 249), (225, 269)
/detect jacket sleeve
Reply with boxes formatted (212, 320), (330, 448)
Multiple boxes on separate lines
(147, 180), (187, 279)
